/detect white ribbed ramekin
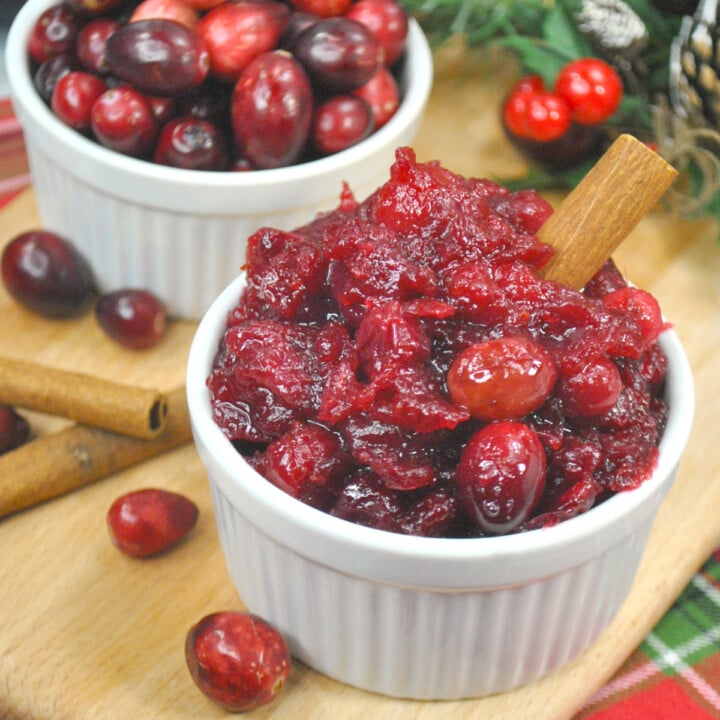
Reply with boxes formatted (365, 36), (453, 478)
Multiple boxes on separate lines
(187, 273), (694, 700)
(5, 0), (432, 319)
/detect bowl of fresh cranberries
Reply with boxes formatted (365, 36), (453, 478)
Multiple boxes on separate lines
(186, 147), (694, 699)
(5, 0), (432, 319)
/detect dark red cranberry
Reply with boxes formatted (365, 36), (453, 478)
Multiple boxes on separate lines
(280, 11), (320, 49)
(105, 19), (210, 96)
(345, 0), (409, 66)
(153, 116), (228, 170)
(557, 356), (623, 417)
(107, 488), (199, 557)
(75, 17), (120, 75)
(353, 66), (399, 129)
(292, 17), (383, 93)
(1, 230), (96, 318)
(51, 70), (107, 134)
(288, 0), (352, 17)
(33, 52), (79, 104)
(65, 0), (128, 16)
(313, 94), (374, 155)
(28, 3), (83, 64)
(185, 611), (291, 712)
(231, 51), (313, 169)
(0, 405), (31, 455)
(196, 1), (290, 82)
(91, 86), (157, 157)
(455, 421), (547, 535)
(95, 288), (167, 349)
(447, 336), (558, 421)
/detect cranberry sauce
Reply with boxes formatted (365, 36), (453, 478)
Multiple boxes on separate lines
(207, 147), (669, 537)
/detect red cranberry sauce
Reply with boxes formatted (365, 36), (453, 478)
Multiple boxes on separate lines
(207, 147), (669, 538)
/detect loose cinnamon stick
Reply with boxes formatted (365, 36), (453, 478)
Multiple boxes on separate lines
(0, 386), (191, 519)
(0, 357), (168, 439)
(538, 134), (678, 289)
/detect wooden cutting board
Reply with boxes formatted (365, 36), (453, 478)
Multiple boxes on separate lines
(2, 45), (720, 720)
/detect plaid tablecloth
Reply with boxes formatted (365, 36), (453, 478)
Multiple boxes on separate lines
(576, 548), (720, 719)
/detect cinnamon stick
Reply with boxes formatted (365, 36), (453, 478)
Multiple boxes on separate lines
(0, 357), (168, 439)
(0, 386), (191, 519)
(538, 134), (678, 289)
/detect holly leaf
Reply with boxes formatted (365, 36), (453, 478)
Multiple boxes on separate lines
(542, 1), (593, 61)
(493, 36), (568, 85)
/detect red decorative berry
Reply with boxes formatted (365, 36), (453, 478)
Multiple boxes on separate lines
(91, 86), (157, 157)
(554, 58), (623, 125)
(455, 421), (547, 534)
(1, 230), (96, 318)
(107, 488), (199, 557)
(502, 89), (571, 142)
(95, 288), (167, 349)
(447, 336), (558, 421)
(0, 404), (31, 455)
(51, 71), (107, 134)
(185, 611), (291, 712)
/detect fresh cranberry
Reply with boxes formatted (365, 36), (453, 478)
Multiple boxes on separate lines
(95, 288), (167, 349)
(292, 17), (383, 93)
(65, 0), (127, 16)
(345, 0), (409, 66)
(76, 18), (120, 75)
(105, 19), (210, 96)
(107, 488), (199, 557)
(313, 94), (374, 154)
(153, 116), (228, 170)
(279, 11), (320, 49)
(51, 70), (107, 134)
(447, 336), (558, 421)
(353, 66), (399, 129)
(33, 52), (79, 103)
(130, 0), (200, 29)
(1, 230), (96, 318)
(185, 611), (291, 712)
(555, 58), (623, 125)
(0, 405), (31, 455)
(91, 86), (157, 157)
(183, 0), (225, 8)
(231, 51), (313, 169)
(28, 3), (82, 64)
(197, 1), (290, 82)
(455, 422), (547, 535)
(289, 0), (352, 17)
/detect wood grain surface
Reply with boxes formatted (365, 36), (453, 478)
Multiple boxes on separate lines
(1, 45), (719, 720)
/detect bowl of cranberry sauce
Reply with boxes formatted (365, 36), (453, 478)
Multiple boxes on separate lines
(187, 147), (694, 699)
(5, 0), (432, 319)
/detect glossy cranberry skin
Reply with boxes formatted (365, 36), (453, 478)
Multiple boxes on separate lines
(197, 1), (290, 82)
(75, 18), (118, 75)
(28, 3), (83, 64)
(558, 355), (623, 417)
(313, 94), (374, 154)
(447, 336), (558, 421)
(65, 0), (128, 17)
(502, 89), (571, 142)
(105, 19), (210, 96)
(34, 52), (79, 103)
(95, 288), (167, 349)
(456, 422), (547, 535)
(289, 0), (352, 17)
(292, 17), (383, 93)
(130, 0), (200, 29)
(51, 70), (107, 133)
(231, 51), (313, 169)
(107, 488), (199, 557)
(555, 58), (623, 125)
(1, 230), (96, 318)
(91, 86), (157, 156)
(0, 405), (31, 456)
(345, 0), (409, 66)
(186, 611), (291, 712)
(353, 66), (399, 128)
(603, 287), (664, 356)
(153, 116), (228, 169)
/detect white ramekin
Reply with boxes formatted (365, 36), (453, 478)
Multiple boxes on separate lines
(5, 0), (433, 319)
(186, 272), (695, 700)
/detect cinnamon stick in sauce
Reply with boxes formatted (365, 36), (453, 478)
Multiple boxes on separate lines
(538, 134), (678, 290)
(0, 386), (190, 518)
(0, 357), (168, 439)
